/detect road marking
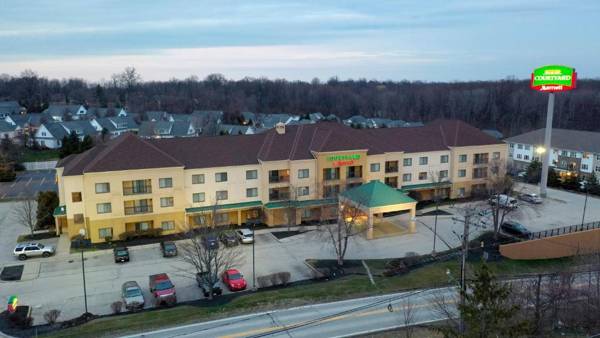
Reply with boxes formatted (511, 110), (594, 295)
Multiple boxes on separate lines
(40, 177), (46, 186)
(26, 177), (32, 186)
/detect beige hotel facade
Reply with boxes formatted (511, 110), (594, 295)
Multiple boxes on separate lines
(54, 120), (507, 243)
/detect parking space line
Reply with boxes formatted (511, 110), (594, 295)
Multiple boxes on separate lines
(26, 177), (33, 186)
(40, 177), (46, 186)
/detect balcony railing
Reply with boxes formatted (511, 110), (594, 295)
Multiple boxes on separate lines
(385, 166), (398, 173)
(269, 192), (290, 201)
(123, 185), (152, 195)
(269, 176), (290, 184)
(124, 205), (153, 215)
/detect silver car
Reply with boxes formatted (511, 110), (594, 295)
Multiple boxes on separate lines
(122, 281), (145, 310)
(236, 228), (254, 244)
(13, 243), (55, 260)
(519, 193), (543, 204)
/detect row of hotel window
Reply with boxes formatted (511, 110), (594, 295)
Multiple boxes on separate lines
(510, 144), (600, 160)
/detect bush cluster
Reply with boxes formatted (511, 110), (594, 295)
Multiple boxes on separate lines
(257, 271), (291, 288)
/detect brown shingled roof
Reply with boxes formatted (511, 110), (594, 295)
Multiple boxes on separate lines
(57, 120), (502, 175)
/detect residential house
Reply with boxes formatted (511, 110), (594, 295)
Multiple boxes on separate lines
(241, 111), (256, 125)
(138, 120), (196, 138)
(0, 101), (25, 119)
(91, 116), (139, 138)
(505, 128), (600, 178)
(0, 121), (18, 140)
(218, 124), (257, 135)
(258, 113), (300, 129)
(34, 121), (98, 149)
(42, 104), (87, 121)
(144, 111), (172, 122)
(482, 129), (504, 140)
(87, 107), (129, 119)
(308, 112), (325, 122)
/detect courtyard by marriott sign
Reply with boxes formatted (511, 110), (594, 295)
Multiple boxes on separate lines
(531, 65), (576, 92)
(327, 154), (361, 167)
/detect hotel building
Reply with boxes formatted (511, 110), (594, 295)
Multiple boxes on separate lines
(54, 120), (507, 243)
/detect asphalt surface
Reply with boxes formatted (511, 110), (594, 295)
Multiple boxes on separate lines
(0, 170), (57, 200)
(121, 288), (455, 338)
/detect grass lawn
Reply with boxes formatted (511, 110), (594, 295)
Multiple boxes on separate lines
(21, 148), (60, 162)
(44, 255), (574, 338)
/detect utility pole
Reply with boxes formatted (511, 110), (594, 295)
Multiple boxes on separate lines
(539, 92), (555, 198)
(581, 186), (589, 226)
(459, 208), (472, 334)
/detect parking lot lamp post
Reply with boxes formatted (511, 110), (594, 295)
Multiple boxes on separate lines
(582, 186), (589, 226)
(252, 223), (256, 291)
(79, 228), (88, 314)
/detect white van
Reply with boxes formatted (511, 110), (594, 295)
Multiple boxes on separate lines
(488, 194), (518, 209)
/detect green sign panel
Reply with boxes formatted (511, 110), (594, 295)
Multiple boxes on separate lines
(530, 65), (576, 92)
(326, 154), (361, 161)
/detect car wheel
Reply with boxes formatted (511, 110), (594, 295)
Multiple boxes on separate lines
(18, 254), (27, 261)
(203, 292), (209, 298)
(42, 252), (50, 257)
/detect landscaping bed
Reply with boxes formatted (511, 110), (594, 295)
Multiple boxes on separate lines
(0, 265), (24, 281)
(271, 230), (310, 240)
(17, 231), (57, 243)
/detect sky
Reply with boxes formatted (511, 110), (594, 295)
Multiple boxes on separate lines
(1, 0), (599, 82)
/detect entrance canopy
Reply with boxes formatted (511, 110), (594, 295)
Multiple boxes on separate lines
(340, 180), (417, 239)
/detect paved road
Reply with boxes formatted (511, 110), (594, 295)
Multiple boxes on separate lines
(121, 288), (455, 338)
(0, 170), (56, 200)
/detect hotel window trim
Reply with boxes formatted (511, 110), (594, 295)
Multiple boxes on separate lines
(160, 197), (174, 208)
(246, 188), (258, 198)
(403, 158), (412, 167)
(96, 202), (112, 214)
(246, 170), (258, 180)
(95, 183), (110, 194)
(215, 172), (228, 183)
(193, 192), (205, 203)
(192, 174), (205, 184)
(298, 169), (310, 179)
(159, 177), (173, 188)
(216, 190), (228, 201)
(370, 163), (380, 172)
(419, 157), (428, 165)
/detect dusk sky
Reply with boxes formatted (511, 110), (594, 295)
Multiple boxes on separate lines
(1, 0), (599, 82)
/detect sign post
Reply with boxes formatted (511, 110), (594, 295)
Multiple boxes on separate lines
(530, 65), (577, 197)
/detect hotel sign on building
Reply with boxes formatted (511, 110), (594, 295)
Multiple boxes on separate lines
(530, 65), (577, 92)
(327, 154), (361, 167)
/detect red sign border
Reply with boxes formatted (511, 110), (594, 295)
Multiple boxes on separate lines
(530, 71), (577, 93)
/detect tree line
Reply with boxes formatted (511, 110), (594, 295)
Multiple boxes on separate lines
(2, 69), (600, 136)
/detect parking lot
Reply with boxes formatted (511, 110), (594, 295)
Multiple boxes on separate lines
(1, 183), (600, 325)
(0, 170), (57, 200)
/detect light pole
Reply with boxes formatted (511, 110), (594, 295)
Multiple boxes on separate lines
(251, 220), (256, 291)
(582, 186), (589, 226)
(79, 228), (88, 314)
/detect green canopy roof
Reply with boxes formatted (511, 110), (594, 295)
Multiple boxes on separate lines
(341, 180), (416, 208)
(186, 200), (262, 213)
(400, 181), (451, 191)
(264, 198), (337, 210)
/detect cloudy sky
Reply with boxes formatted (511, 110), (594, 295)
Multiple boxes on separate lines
(1, 0), (598, 82)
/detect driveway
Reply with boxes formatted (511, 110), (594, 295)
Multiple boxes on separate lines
(1, 184), (599, 325)
(0, 169), (57, 200)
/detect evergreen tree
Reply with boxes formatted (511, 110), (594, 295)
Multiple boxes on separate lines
(586, 172), (600, 195)
(36, 191), (59, 230)
(547, 167), (561, 187)
(79, 135), (94, 152)
(525, 159), (541, 183)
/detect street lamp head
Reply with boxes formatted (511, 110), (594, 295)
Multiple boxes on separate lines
(535, 146), (546, 155)
(79, 228), (86, 237)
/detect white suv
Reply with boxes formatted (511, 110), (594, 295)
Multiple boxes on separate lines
(13, 243), (55, 260)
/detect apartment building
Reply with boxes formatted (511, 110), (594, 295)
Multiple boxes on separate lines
(54, 120), (507, 243)
(505, 128), (600, 178)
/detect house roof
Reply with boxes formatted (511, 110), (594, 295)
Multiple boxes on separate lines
(138, 120), (193, 137)
(60, 121), (98, 136)
(0, 120), (17, 132)
(0, 101), (24, 115)
(144, 111), (171, 121)
(43, 104), (83, 117)
(87, 107), (124, 118)
(505, 128), (600, 154)
(219, 124), (253, 135)
(58, 119), (502, 174)
(482, 129), (504, 140)
(95, 116), (138, 132)
(60, 133), (184, 175)
(341, 180), (416, 208)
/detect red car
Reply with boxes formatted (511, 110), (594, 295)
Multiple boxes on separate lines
(222, 269), (247, 291)
(149, 273), (177, 306)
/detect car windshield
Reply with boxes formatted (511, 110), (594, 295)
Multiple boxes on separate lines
(155, 280), (174, 291)
(38, 244), (44, 249)
(228, 272), (242, 280)
(164, 244), (176, 250)
(125, 288), (142, 297)
(116, 250), (128, 256)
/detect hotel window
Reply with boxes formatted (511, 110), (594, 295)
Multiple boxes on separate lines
(402, 173), (412, 182)
(493, 152), (501, 159)
(440, 155), (449, 164)
(582, 164), (589, 170)
(95, 183), (110, 194)
(74, 213), (84, 224)
(596, 166), (600, 172)
(517, 154), (522, 159)
(72, 192), (82, 202)
(524, 155), (530, 160)
(215, 213), (229, 224)
(297, 186), (309, 196)
(385, 161), (398, 173)
(159, 177), (172, 188)
(192, 174), (205, 184)
(323, 185), (340, 198)
(269, 169), (290, 183)
(419, 157), (428, 165)
(370, 163), (380, 172)
(596, 155), (600, 161)
(123, 179), (152, 195)
(524, 145), (531, 150)
(458, 188), (466, 197)
(124, 199), (153, 215)
(439, 170), (448, 179)
(473, 153), (489, 165)
(458, 169), (467, 178)
(561, 150), (568, 156)
(161, 221), (175, 231)
(246, 188), (258, 198)
(96, 202), (112, 214)
(517, 144), (523, 149)
(323, 168), (340, 181)
(473, 167), (488, 179)
(509, 143), (514, 148)
(385, 176), (398, 188)
(298, 169), (310, 179)
(98, 227), (113, 239)
(570, 151), (577, 158)
(459, 154), (467, 163)
(246, 170), (258, 180)
(216, 190), (228, 201)
(160, 197), (174, 208)
(418, 172), (427, 180)
(346, 165), (362, 179)
(215, 172), (228, 182)
(403, 158), (412, 167)
(193, 192), (205, 203)
(301, 209), (312, 219)
(269, 187), (290, 201)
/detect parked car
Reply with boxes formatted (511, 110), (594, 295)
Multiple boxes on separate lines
(236, 228), (254, 244)
(501, 221), (531, 238)
(201, 234), (219, 250)
(113, 246), (130, 263)
(219, 231), (238, 247)
(149, 273), (177, 306)
(160, 241), (178, 257)
(489, 194), (518, 209)
(196, 272), (223, 298)
(121, 281), (145, 310)
(222, 269), (247, 291)
(519, 193), (543, 204)
(13, 243), (55, 260)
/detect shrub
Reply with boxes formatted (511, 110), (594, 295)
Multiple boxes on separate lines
(111, 301), (123, 314)
(0, 169), (16, 182)
(270, 273), (280, 286)
(118, 228), (163, 241)
(277, 272), (291, 285)
(257, 276), (271, 288)
(44, 309), (61, 325)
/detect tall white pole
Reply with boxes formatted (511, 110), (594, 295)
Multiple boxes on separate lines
(540, 92), (555, 198)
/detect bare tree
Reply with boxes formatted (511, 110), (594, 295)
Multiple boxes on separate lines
(178, 203), (244, 299)
(319, 197), (367, 266)
(429, 169), (450, 253)
(14, 198), (37, 236)
(400, 299), (416, 338)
